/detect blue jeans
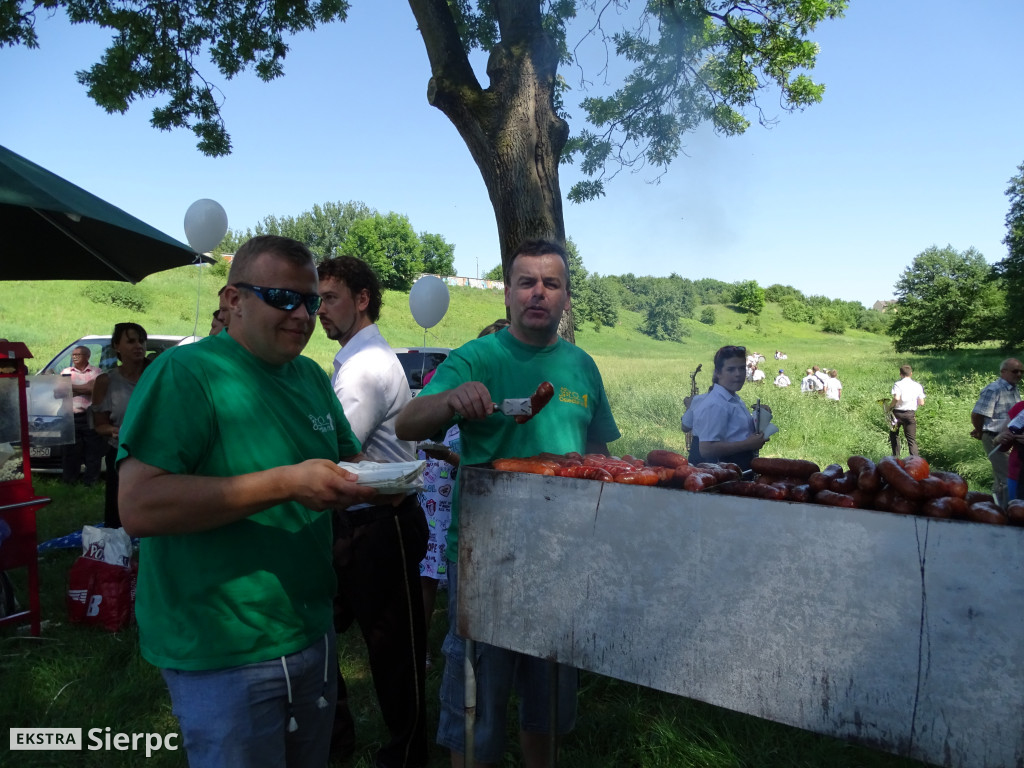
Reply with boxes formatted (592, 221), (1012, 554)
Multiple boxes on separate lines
(436, 559), (577, 763)
(162, 632), (337, 768)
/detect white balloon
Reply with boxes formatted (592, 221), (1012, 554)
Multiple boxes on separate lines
(183, 199), (229, 253)
(409, 275), (450, 329)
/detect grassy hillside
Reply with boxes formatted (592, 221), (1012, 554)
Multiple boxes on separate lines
(1, 267), (999, 768)
(0, 266), (1010, 490)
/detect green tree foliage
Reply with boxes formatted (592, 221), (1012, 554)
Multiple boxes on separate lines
(483, 264), (504, 281)
(997, 161), (1024, 346)
(419, 232), (456, 276)
(819, 308), (846, 334)
(765, 283), (806, 304)
(207, 256), (231, 280)
(566, 239), (619, 332)
(609, 273), (695, 320)
(693, 277), (733, 305)
(214, 202), (452, 285)
(887, 245), (1003, 352)
(780, 298), (813, 323)
(216, 200), (373, 258)
(586, 276), (621, 331)
(699, 307), (716, 325)
(855, 308), (890, 334)
(732, 280), (765, 314)
(640, 284), (690, 342)
(4, 0), (846, 328)
(340, 212), (423, 291)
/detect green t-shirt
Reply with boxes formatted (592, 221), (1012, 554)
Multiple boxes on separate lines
(419, 328), (620, 560)
(116, 332), (361, 671)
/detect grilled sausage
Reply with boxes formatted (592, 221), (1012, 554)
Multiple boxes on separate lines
(750, 457), (820, 480)
(514, 381), (555, 423)
(555, 465), (613, 482)
(809, 464), (844, 493)
(923, 497), (968, 520)
(492, 458), (556, 476)
(646, 449), (689, 469)
(929, 470), (968, 499)
(966, 501), (1008, 525)
(877, 456), (923, 501)
(815, 490), (857, 508)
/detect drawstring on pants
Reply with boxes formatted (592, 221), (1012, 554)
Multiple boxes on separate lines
(280, 632), (331, 733)
(316, 633), (330, 709)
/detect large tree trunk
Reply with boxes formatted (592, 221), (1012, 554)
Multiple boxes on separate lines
(408, 0), (575, 342)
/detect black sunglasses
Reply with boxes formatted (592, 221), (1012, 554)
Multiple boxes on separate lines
(234, 283), (322, 314)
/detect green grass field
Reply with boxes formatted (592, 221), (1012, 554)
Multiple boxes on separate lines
(1, 265), (1008, 767)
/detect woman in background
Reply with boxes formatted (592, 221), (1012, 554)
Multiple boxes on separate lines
(92, 322), (148, 529)
(689, 344), (769, 470)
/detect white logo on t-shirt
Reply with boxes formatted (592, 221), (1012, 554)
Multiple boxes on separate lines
(308, 413), (335, 433)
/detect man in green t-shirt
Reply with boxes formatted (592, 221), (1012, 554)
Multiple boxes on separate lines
(396, 239), (620, 768)
(118, 236), (378, 768)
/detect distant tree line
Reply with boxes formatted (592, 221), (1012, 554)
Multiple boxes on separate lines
(213, 201), (456, 292)
(487, 255), (887, 343)
(210, 200), (893, 345)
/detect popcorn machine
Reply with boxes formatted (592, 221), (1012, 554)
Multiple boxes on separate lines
(0, 341), (51, 635)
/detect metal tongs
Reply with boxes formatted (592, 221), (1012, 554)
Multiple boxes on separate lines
(493, 397), (532, 417)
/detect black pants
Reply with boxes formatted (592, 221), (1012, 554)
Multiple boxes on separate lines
(61, 412), (104, 485)
(331, 495), (429, 768)
(890, 409), (918, 457)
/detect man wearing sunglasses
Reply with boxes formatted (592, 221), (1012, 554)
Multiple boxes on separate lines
(971, 357), (1023, 507)
(117, 235), (379, 768)
(316, 255), (429, 767)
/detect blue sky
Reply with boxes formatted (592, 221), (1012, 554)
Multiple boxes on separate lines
(2, 1), (1022, 307)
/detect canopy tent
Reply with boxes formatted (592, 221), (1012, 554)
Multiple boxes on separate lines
(0, 144), (210, 282)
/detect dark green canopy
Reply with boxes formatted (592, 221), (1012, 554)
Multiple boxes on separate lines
(0, 144), (209, 282)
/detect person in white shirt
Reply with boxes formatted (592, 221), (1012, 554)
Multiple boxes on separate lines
(889, 364), (925, 457)
(774, 369), (791, 387)
(814, 365), (830, 390)
(689, 345), (769, 470)
(317, 256), (429, 767)
(824, 369), (842, 401)
(800, 368), (820, 393)
(751, 364), (766, 383)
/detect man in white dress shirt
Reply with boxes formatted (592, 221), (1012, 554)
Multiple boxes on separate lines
(890, 364), (925, 457)
(317, 256), (429, 768)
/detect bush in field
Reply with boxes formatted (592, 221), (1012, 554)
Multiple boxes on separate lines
(82, 283), (149, 312)
(700, 307), (716, 325)
(857, 308), (890, 334)
(820, 309), (847, 334)
(208, 256), (230, 280)
(781, 298), (813, 323)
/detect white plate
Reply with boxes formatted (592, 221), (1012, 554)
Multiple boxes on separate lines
(336, 459), (426, 493)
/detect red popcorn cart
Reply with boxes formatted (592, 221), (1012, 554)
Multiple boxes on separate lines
(0, 341), (51, 635)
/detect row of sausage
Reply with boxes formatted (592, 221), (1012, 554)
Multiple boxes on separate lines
(488, 450), (1024, 526)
